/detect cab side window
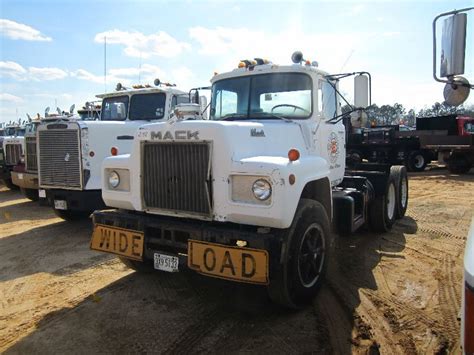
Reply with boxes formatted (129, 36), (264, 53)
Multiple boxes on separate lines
(318, 80), (337, 120)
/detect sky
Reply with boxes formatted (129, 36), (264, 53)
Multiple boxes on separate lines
(0, 0), (473, 124)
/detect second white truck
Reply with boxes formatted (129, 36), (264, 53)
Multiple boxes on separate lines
(38, 82), (190, 220)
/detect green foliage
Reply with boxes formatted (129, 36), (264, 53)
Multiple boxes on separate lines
(363, 102), (473, 127)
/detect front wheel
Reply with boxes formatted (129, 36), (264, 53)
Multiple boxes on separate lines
(53, 208), (90, 221)
(267, 199), (331, 309)
(406, 151), (427, 172)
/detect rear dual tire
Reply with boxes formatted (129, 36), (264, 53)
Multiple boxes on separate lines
(390, 165), (408, 219)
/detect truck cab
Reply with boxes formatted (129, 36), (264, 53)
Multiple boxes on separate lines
(91, 54), (408, 308)
(1, 125), (25, 189)
(37, 83), (189, 220)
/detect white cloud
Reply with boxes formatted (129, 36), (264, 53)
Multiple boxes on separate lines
(94, 29), (190, 58)
(71, 69), (104, 84)
(0, 61), (27, 80)
(29, 93), (73, 101)
(29, 67), (68, 81)
(0, 93), (23, 103)
(0, 61), (67, 81)
(72, 64), (167, 87)
(188, 26), (367, 74)
(0, 19), (52, 41)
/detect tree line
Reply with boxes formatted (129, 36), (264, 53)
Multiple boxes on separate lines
(343, 102), (474, 127)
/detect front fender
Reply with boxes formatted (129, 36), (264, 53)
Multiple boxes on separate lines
(101, 154), (136, 210)
(221, 155), (330, 229)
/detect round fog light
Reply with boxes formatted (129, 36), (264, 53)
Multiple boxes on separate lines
(109, 171), (120, 188)
(252, 179), (272, 201)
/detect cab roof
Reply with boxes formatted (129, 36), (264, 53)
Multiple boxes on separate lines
(96, 85), (186, 99)
(211, 63), (330, 84)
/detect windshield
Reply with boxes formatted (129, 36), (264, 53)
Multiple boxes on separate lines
(25, 123), (37, 135)
(210, 73), (312, 120)
(465, 121), (474, 134)
(5, 128), (16, 136)
(15, 128), (25, 136)
(101, 96), (129, 121)
(129, 93), (167, 120)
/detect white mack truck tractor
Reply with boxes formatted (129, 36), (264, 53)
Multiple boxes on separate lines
(38, 81), (191, 220)
(90, 53), (408, 308)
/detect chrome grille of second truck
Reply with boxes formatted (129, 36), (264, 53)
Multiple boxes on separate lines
(25, 137), (38, 172)
(5, 144), (22, 166)
(39, 129), (82, 188)
(143, 142), (211, 216)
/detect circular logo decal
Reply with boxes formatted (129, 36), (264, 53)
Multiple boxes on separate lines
(327, 132), (339, 164)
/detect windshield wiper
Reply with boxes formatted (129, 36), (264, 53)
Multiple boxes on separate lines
(252, 112), (293, 122)
(218, 113), (249, 121)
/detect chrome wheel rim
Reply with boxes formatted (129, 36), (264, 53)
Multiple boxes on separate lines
(297, 223), (325, 288)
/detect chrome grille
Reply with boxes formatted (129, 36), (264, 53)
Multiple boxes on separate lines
(25, 136), (38, 172)
(5, 144), (22, 166)
(143, 142), (211, 216)
(38, 129), (82, 189)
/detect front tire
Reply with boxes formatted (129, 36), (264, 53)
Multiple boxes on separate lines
(406, 151), (427, 172)
(268, 199), (331, 309)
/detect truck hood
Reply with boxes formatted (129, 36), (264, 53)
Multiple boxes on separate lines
(138, 119), (310, 162)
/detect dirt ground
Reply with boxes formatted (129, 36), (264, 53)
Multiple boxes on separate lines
(1, 167), (473, 354)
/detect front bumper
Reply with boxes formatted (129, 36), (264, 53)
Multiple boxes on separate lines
(46, 189), (107, 211)
(11, 171), (38, 189)
(92, 209), (285, 281)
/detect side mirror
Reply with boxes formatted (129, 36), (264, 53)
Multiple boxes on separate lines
(193, 90), (200, 104)
(354, 74), (369, 109)
(199, 96), (208, 120)
(440, 13), (467, 77)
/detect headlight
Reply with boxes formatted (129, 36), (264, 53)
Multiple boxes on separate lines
(252, 179), (272, 201)
(108, 170), (120, 188)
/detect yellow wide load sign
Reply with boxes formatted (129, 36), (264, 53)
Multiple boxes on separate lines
(90, 224), (144, 260)
(188, 240), (269, 284)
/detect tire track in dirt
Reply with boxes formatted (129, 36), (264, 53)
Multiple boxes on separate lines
(435, 255), (460, 351)
(0, 258), (127, 350)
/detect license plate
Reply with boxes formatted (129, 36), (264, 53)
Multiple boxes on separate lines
(90, 224), (144, 260)
(54, 200), (67, 210)
(188, 240), (269, 285)
(18, 173), (23, 180)
(38, 189), (46, 198)
(154, 253), (179, 272)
